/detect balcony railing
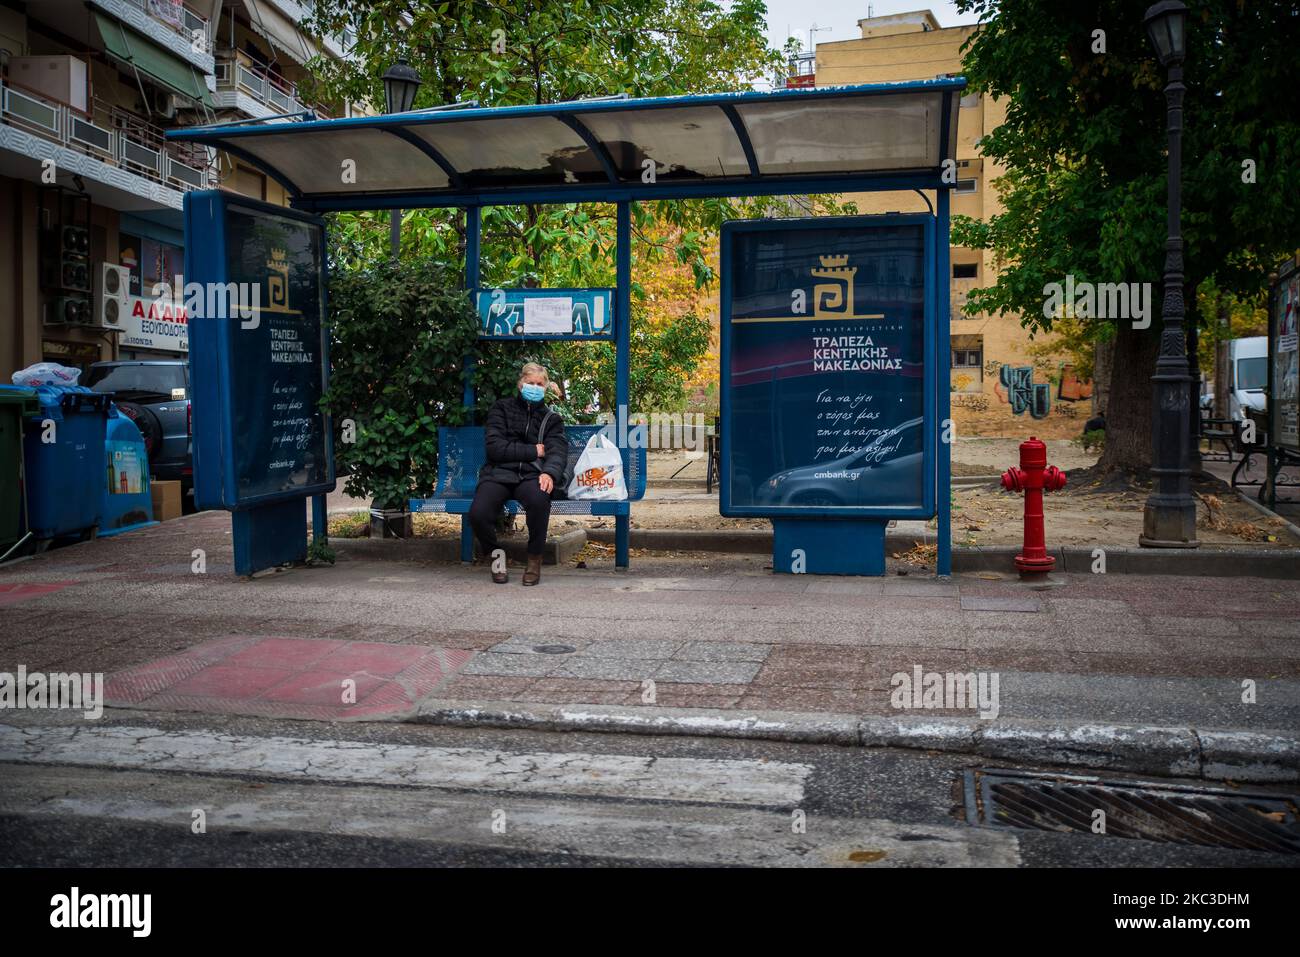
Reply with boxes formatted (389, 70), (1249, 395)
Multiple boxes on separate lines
(0, 80), (214, 194)
(120, 0), (212, 48)
(214, 52), (330, 119)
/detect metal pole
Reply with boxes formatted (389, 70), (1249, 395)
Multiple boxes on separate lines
(615, 202), (630, 426)
(464, 206), (480, 411)
(1140, 61), (1199, 547)
(615, 201), (631, 569)
(460, 205), (481, 563)
(1188, 320), (1202, 472)
(936, 186), (952, 577)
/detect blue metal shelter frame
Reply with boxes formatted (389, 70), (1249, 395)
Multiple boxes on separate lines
(169, 78), (962, 576)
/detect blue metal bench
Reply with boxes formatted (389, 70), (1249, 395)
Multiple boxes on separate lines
(410, 424), (646, 567)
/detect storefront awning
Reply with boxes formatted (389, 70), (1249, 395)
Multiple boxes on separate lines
(166, 78), (964, 210)
(241, 0), (319, 67)
(95, 12), (214, 108)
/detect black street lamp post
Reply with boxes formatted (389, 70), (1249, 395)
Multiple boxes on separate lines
(382, 57), (422, 259)
(1140, 0), (1199, 548)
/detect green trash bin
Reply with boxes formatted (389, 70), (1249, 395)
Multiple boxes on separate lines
(0, 385), (40, 553)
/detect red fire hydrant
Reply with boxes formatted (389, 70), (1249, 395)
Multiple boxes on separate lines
(1001, 436), (1067, 577)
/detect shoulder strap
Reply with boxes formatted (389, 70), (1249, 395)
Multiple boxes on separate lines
(535, 409), (554, 449)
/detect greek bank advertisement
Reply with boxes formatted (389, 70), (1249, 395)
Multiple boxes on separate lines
(720, 217), (931, 517)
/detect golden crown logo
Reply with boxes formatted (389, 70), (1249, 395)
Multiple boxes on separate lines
(811, 252), (857, 316)
(266, 248), (292, 313)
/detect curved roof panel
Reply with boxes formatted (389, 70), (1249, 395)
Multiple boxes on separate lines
(169, 78), (965, 209)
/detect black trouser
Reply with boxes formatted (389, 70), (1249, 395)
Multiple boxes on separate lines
(469, 476), (553, 557)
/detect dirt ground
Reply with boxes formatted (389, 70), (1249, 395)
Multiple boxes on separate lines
(952, 404), (1093, 440)
(952, 471), (1298, 549)
(329, 441), (1299, 549)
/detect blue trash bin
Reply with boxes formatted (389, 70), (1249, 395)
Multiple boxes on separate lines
(101, 404), (158, 537)
(22, 385), (112, 542)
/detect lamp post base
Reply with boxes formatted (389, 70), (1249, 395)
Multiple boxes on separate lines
(1139, 500), (1199, 548)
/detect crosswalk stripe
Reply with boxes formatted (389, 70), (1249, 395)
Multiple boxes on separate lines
(0, 724), (812, 806)
(0, 763), (1023, 867)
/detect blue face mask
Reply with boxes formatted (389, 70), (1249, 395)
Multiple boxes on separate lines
(520, 383), (546, 403)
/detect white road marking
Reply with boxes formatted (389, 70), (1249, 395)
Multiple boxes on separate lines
(1, 764), (1023, 867)
(0, 724), (811, 806)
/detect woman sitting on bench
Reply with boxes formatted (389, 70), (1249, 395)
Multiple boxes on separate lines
(468, 362), (568, 585)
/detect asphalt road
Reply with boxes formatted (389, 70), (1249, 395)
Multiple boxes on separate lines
(1, 710), (1294, 868)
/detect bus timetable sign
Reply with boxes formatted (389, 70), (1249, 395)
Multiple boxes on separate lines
(720, 215), (937, 575)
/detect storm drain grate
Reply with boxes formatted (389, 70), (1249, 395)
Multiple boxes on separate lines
(963, 768), (1300, 854)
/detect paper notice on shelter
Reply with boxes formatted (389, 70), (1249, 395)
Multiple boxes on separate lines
(524, 297), (573, 334)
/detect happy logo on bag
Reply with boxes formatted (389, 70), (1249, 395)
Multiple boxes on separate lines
(576, 466), (617, 491)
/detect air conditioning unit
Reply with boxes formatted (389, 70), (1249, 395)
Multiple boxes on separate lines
(96, 262), (130, 330)
(152, 89), (178, 118)
(46, 296), (91, 326)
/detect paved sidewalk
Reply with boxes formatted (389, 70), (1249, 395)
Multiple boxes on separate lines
(1, 512), (1297, 773)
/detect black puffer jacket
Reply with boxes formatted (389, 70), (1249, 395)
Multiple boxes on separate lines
(478, 395), (568, 485)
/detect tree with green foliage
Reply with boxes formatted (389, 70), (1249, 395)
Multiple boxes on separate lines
(306, 0), (851, 423)
(952, 0), (1300, 472)
(324, 259), (481, 509)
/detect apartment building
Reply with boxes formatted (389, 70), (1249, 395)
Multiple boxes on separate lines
(813, 9), (1085, 432)
(0, 0), (360, 381)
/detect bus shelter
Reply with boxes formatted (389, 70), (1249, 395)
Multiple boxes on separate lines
(167, 78), (965, 577)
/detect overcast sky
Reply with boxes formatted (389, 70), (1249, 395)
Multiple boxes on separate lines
(762, 0), (983, 52)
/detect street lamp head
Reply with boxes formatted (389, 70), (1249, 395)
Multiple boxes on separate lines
(382, 56), (422, 114)
(1144, 0), (1187, 68)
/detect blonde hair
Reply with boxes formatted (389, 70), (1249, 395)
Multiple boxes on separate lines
(518, 362), (561, 396)
(517, 362), (549, 387)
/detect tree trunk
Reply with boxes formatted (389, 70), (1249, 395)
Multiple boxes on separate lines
(1097, 320), (1160, 472)
(1092, 334), (1115, 416)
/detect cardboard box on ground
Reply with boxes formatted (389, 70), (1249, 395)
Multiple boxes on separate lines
(152, 481), (182, 522)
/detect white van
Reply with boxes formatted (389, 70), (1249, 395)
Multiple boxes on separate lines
(1227, 336), (1268, 421)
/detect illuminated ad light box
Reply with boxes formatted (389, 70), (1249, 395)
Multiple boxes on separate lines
(475, 288), (614, 340)
(185, 192), (335, 575)
(719, 215), (937, 575)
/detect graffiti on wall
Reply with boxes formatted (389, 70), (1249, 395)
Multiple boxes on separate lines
(998, 365), (1052, 419)
(952, 393), (990, 411)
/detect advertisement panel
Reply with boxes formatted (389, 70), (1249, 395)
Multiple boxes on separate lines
(720, 215), (934, 519)
(186, 193), (333, 510)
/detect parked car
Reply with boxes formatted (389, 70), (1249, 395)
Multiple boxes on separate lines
(85, 360), (192, 505)
(756, 417), (925, 508)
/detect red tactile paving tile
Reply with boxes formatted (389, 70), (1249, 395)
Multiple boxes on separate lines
(225, 637), (347, 670)
(259, 670), (386, 706)
(0, 582), (77, 606)
(312, 641), (429, 678)
(104, 635), (473, 721)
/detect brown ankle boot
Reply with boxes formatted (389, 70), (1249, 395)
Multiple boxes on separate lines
(491, 565), (508, 584)
(522, 554), (542, 586)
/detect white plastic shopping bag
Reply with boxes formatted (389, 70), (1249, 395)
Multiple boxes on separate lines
(12, 362), (80, 386)
(566, 432), (628, 501)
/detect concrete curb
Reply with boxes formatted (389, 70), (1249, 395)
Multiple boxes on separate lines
(583, 528), (1300, 578)
(1233, 488), (1300, 542)
(328, 523), (1300, 578)
(413, 699), (1300, 782)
